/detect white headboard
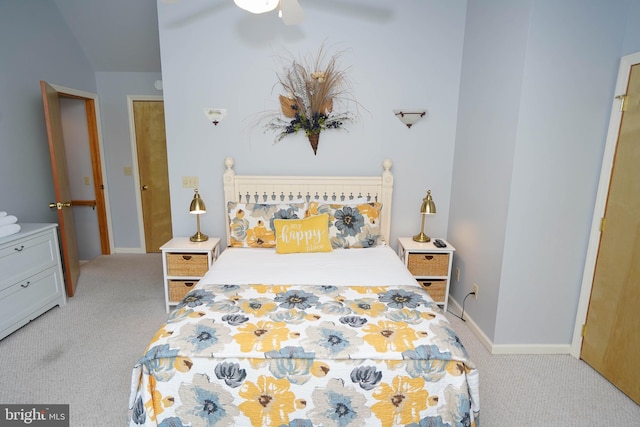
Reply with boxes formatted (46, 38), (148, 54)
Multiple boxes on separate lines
(222, 157), (394, 245)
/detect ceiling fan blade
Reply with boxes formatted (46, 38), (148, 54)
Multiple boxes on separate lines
(234, 0), (279, 14)
(280, 0), (304, 25)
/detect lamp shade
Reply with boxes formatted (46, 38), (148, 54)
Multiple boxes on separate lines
(393, 110), (427, 128)
(234, 0), (278, 14)
(189, 189), (206, 214)
(420, 190), (436, 215)
(204, 108), (226, 125)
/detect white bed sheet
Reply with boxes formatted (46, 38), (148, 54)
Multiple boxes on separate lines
(198, 245), (420, 287)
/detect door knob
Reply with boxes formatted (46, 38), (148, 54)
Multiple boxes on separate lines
(141, 185), (149, 191)
(49, 201), (72, 209)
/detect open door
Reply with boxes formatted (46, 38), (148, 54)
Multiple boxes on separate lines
(579, 61), (640, 404)
(41, 80), (80, 297)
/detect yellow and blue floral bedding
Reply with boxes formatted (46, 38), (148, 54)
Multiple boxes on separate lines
(129, 284), (480, 427)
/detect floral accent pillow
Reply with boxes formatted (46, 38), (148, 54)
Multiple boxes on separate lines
(228, 202), (306, 248)
(307, 201), (383, 249)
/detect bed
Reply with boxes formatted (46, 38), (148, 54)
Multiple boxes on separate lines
(129, 158), (480, 427)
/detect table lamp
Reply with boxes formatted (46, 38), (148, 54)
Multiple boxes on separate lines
(189, 189), (208, 242)
(413, 189), (436, 243)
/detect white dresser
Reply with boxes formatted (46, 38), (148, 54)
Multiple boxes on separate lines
(0, 223), (66, 340)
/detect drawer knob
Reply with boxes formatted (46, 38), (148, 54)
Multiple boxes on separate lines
(424, 255), (434, 260)
(185, 282), (195, 287)
(14, 245), (25, 252)
(21, 281), (31, 288)
(182, 255), (192, 260)
(422, 282), (433, 287)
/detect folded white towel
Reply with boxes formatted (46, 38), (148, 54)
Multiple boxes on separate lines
(0, 223), (21, 238)
(0, 215), (17, 227)
(0, 211), (6, 217)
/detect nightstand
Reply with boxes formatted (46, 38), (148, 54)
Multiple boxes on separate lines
(160, 237), (220, 313)
(397, 237), (456, 311)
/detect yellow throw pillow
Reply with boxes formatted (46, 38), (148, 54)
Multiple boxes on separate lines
(274, 214), (332, 254)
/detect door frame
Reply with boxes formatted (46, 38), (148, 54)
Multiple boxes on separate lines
(50, 83), (114, 255)
(570, 51), (640, 358)
(127, 95), (164, 252)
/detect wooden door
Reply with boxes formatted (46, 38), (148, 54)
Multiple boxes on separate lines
(581, 63), (640, 404)
(84, 97), (110, 255)
(133, 101), (172, 252)
(40, 81), (80, 297)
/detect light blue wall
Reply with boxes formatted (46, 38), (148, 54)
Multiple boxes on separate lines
(496, 0), (629, 345)
(157, 0), (468, 247)
(448, 0), (532, 343)
(622, 0), (640, 55)
(450, 0), (639, 346)
(95, 72), (163, 251)
(0, 1), (95, 223)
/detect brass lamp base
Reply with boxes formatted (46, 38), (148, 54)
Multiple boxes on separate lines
(190, 231), (208, 242)
(412, 232), (431, 243)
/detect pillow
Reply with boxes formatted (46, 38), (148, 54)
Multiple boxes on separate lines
(307, 201), (383, 249)
(228, 202), (306, 248)
(273, 213), (332, 254)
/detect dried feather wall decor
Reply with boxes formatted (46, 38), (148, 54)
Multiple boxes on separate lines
(263, 43), (360, 155)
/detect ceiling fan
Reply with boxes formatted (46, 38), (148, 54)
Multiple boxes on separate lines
(234, 0), (304, 25)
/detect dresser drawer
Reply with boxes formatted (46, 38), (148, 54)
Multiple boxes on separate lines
(418, 279), (447, 303)
(0, 233), (57, 290)
(0, 267), (64, 336)
(407, 253), (449, 276)
(166, 253), (209, 276)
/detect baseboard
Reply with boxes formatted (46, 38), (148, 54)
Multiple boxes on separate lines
(447, 297), (494, 352)
(114, 247), (146, 254)
(448, 297), (571, 355)
(491, 343), (571, 355)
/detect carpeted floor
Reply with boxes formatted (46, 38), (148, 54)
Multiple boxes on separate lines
(0, 253), (638, 426)
(445, 310), (640, 426)
(0, 253), (167, 426)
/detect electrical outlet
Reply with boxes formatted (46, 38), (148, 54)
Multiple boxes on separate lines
(455, 267), (460, 282)
(472, 283), (479, 299)
(182, 176), (199, 188)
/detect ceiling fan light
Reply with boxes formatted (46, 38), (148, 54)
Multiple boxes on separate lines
(234, 0), (279, 14)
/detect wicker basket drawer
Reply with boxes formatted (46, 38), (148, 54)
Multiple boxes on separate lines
(166, 253), (209, 276)
(407, 253), (449, 276)
(169, 280), (197, 302)
(418, 279), (447, 303)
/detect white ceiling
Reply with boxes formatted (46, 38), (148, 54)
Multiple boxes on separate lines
(53, 0), (162, 72)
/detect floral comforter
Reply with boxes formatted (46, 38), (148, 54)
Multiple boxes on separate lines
(129, 284), (480, 427)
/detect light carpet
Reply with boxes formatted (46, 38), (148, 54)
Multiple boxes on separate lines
(445, 309), (640, 426)
(0, 254), (167, 426)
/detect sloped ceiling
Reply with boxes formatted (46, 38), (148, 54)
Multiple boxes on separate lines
(52, 0), (161, 72)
